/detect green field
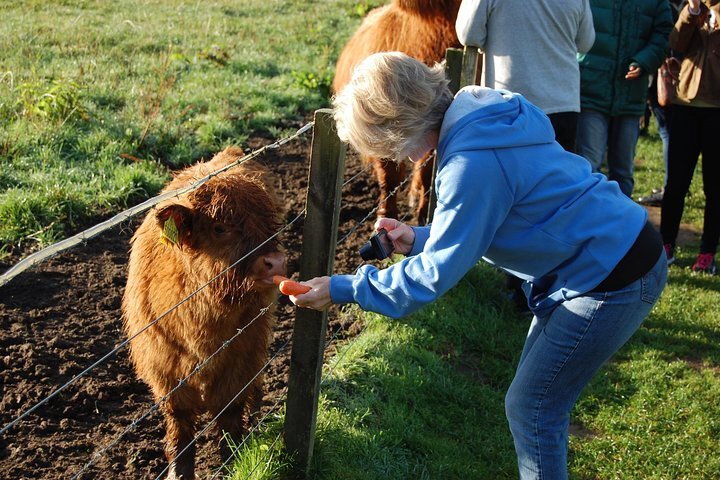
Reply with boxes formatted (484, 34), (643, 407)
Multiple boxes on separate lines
(2, 1), (719, 479)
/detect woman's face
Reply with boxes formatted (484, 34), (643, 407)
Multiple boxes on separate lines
(402, 129), (439, 162)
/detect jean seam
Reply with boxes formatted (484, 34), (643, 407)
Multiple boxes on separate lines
(532, 293), (604, 479)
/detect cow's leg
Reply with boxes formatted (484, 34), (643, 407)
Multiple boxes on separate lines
(163, 411), (197, 479)
(371, 157), (405, 219)
(162, 391), (198, 480)
(213, 393), (253, 465)
(411, 152), (435, 225)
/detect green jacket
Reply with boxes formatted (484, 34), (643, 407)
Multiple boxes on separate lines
(579, 0), (673, 116)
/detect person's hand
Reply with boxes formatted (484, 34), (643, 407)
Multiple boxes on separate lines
(688, 0), (701, 12)
(375, 218), (415, 255)
(288, 276), (333, 311)
(625, 64), (643, 80)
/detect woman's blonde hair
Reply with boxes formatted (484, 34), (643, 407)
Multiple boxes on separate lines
(332, 51), (453, 161)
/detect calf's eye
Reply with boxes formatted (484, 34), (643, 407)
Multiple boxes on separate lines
(213, 224), (228, 235)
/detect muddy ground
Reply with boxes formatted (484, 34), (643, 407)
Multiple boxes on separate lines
(0, 128), (416, 480)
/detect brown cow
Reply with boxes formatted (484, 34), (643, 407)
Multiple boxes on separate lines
(122, 147), (286, 479)
(333, 0), (462, 223)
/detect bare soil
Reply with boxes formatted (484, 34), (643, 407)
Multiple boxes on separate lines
(0, 130), (412, 480)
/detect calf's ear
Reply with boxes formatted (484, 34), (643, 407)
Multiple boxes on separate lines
(156, 204), (193, 249)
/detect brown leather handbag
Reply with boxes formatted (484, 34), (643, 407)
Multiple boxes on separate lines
(657, 57), (681, 107)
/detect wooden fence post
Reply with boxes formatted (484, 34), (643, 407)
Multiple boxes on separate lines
(461, 45), (481, 88)
(284, 109), (346, 475)
(426, 48), (466, 224)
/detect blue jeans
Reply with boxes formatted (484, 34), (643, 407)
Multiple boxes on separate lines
(576, 110), (641, 197)
(505, 253), (667, 480)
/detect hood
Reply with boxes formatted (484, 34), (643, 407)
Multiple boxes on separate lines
(437, 86), (555, 161)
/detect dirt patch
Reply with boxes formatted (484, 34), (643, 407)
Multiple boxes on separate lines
(644, 205), (701, 247)
(0, 131), (415, 479)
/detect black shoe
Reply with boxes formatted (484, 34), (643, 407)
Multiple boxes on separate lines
(638, 189), (664, 206)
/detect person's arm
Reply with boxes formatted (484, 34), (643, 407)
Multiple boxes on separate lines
(629, 0), (674, 74)
(576, 0), (596, 54)
(670, 0), (707, 53)
(455, 0), (491, 49)
(324, 151), (514, 318)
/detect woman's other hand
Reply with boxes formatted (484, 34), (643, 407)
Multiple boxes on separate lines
(375, 218), (416, 255)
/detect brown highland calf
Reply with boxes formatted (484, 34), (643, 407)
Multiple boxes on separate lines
(122, 147), (286, 479)
(332, 0), (462, 223)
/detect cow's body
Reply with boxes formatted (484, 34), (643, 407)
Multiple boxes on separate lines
(122, 147), (286, 479)
(333, 0), (462, 222)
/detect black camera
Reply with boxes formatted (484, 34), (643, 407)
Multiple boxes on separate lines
(359, 228), (394, 261)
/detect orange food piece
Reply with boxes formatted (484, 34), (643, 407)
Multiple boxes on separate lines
(273, 275), (289, 286)
(272, 275), (311, 295)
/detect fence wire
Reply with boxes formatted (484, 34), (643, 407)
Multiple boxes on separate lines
(152, 337), (292, 480)
(0, 122), (314, 289)
(0, 210), (305, 438)
(70, 301), (277, 479)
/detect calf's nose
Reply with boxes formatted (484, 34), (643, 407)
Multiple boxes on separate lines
(263, 251), (286, 277)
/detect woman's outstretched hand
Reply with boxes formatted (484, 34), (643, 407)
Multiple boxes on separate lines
(288, 276), (332, 311)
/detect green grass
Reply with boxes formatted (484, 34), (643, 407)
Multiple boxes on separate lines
(0, 0), (357, 249)
(233, 126), (719, 479)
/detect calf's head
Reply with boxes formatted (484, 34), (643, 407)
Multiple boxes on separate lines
(155, 162), (286, 301)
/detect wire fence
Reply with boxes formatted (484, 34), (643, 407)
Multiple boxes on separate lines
(0, 106), (430, 479)
(0, 122), (314, 289)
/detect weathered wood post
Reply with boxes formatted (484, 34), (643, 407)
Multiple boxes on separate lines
(284, 108), (346, 475)
(426, 47), (473, 223)
(461, 45), (481, 88)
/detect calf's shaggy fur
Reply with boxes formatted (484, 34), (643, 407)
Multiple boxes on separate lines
(122, 147), (286, 479)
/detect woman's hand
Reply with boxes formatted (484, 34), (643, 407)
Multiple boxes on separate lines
(375, 218), (415, 255)
(289, 276), (333, 311)
(688, 0), (701, 12)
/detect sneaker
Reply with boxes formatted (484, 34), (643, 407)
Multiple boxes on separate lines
(664, 244), (675, 265)
(691, 253), (717, 274)
(638, 189), (664, 206)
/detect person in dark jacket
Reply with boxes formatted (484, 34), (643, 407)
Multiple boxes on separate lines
(576, 0), (672, 197)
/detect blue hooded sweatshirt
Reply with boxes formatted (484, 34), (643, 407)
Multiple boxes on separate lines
(330, 86), (647, 318)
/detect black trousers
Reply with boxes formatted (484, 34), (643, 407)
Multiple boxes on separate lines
(548, 111), (579, 153)
(661, 105), (720, 254)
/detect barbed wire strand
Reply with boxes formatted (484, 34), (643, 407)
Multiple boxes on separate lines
(342, 162), (373, 188)
(152, 338), (291, 480)
(70, 301), (277, 479)
(322, 175), (433, 381)
(0, 211), (304, 437)
(336, 153), (433, 247)
(0, 122), (314, 289)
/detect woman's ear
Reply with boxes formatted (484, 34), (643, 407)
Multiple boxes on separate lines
(156, 204), (193, 248)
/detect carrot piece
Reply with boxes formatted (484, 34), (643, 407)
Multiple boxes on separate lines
(279, 280), (311, 296)
(273, 275), (290, 286)
(272, 275), (311, 295)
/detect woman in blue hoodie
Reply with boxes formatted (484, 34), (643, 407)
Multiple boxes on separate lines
(291, 52), (667, 480)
